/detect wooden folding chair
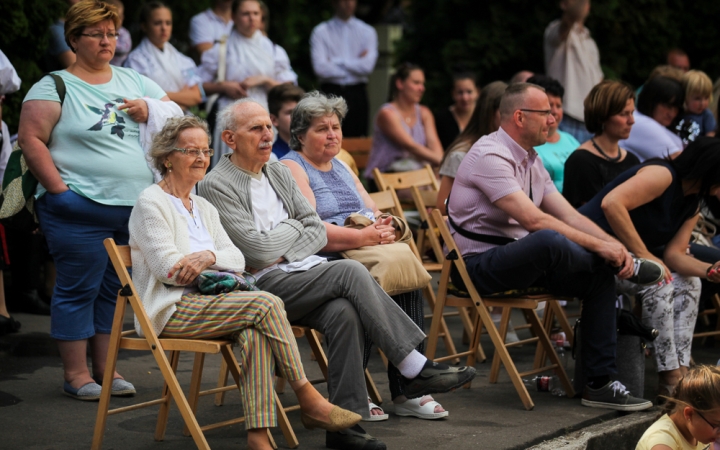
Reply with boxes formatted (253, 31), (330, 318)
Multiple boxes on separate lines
(426, 210), (575, 410)
(92, 239), (296, 450)
(342, 137), (373, 172)
(368, 188), (467, 363)
(694, 293), (720, 343)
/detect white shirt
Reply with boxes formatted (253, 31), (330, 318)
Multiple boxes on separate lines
(544, 20), (603, 122)
(245, 169), (326, 279)
(166, 193), (215, 254)
(620, 111), (684, 162)
(310, 16), (378, 85)
(189, 8), (234, 47)
(0, 49), (21, 95)
(125, 38), (202, 93)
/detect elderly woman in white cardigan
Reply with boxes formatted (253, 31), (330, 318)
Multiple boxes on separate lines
(128, 116), (360, 450)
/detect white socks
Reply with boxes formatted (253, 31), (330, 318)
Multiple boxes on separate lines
(396, 350), (427, 379)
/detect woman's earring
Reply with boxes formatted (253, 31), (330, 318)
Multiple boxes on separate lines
(167, 162), (173, 172)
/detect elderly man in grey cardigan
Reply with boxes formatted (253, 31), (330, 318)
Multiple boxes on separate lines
(199, 98), (476, 450)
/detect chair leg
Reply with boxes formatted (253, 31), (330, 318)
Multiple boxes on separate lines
(472, 301), (534, 410)
(91, 296), (127, 450)
(457, 306), (486, 362)
(462, 312), (483, 389)
(214, 355), (229, 406)
(183, 353), (206, 437)
(425, 265), (450, 361)
(275, 376), (287, 394)
(523, 309), (575, 398)
(489, 307), (511, 384)
(155, 350), (180, 441)
(306, 329), (329, 381)
(423, 285), (459, 364)
(365, 369), (383, 406)
(533, 303), (554, 369)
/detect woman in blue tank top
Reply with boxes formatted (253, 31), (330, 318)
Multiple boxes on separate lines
(282, 91), (450, 422)
(579, 137), (720, 397)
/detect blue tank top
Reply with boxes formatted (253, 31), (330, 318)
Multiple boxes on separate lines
(282, 151), (373, 225)
(579, 160), (700, 254)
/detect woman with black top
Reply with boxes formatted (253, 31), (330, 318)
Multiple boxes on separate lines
(579, 137), (720, 397)
(564, 80), (640, 208)
(433, 72), (478, 151)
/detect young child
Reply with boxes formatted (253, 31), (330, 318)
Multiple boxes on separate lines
(636, 365), (720, 450)
(680, 70), (716, 142)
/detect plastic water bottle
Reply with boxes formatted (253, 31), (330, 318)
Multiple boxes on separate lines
(549, 375), (566, 397)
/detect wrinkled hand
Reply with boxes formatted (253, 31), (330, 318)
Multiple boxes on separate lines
(246, 257), (285, 275)
(168, 250), (217, 285)
(240, 75), (270, 89)
(219, 81), (247, 99)
(360, 216), (396, 247)
(118, 98), (149, 123)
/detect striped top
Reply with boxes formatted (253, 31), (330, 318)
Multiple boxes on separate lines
(448, 127), (557, 256)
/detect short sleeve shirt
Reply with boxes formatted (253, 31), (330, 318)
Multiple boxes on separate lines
(533, 130), (580, 192)
(439, 148), (468, 178)
(24, 67), (166, 205)
(636, 414), (709, 450)
(449, 127), (557, 255)
(189, 9), (234, 47)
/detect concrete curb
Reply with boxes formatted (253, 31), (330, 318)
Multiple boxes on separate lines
(527, 411), (656, 450)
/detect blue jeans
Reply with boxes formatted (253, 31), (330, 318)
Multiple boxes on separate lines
(464, 229), (618, 378)
(36, 190), (132, 340)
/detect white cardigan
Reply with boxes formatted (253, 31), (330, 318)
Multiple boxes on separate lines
(128, 184), (246, 337)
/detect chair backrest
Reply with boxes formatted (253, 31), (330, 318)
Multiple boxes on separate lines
(429, 209), (475, 290)
(368, 186), (405, 220)
(373, 165), (439, 191)
(342, 137), (373, 171)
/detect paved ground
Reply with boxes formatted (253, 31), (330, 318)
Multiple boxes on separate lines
(2, 300), (719, 450)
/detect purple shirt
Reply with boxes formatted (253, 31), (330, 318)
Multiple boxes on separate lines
(448, 127), (557, 255)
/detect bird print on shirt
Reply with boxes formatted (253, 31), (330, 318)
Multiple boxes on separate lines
(85, 98), (126, 139)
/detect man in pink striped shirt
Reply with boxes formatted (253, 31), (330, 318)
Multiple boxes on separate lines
(448, 83), (653, 412)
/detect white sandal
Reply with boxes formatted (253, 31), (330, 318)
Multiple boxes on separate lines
(362, 397), (389, 422)
(394, 395), (449, 420)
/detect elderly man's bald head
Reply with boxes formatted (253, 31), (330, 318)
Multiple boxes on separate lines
(499, 83), (546, 120)
(218, 98), (269, 132)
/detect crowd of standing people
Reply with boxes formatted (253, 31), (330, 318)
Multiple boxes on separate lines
(3, 0), (720, 449)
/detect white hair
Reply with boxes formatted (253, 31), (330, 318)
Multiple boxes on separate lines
(216, 98), (268, 132)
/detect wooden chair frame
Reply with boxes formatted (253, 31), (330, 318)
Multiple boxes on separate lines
(694, 293), (720, 343)
(368, 188), (467, 363)
(426, 210), (575, 410)
(92, 239), (296, 450)
(342, 137), (373, 172)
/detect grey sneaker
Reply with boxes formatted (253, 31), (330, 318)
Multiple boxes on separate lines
(581, 380), (653, 411)
(401, 362), (477, 399)
(627, 258), (664, 286)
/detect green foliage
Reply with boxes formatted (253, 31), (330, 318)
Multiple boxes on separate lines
(0, 0), (66, 133)
(397, 0), (720, 111)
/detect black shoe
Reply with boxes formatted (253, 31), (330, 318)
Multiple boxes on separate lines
(0, 314), (21, 336)
(11, 291), (51, 316)
(401, 361), (477, 399)
(581, 380), (653, 411)
(627, 258), (664, 286)
(326, 426), (387, 450)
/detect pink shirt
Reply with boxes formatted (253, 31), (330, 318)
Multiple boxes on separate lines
(448, 127), (557, 256)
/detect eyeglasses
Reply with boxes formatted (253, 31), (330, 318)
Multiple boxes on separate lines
(519, 109), (552, 117)
(695, 409), (720, 433)
(80, 32), (119, 40)
(173, 148), (214, 158)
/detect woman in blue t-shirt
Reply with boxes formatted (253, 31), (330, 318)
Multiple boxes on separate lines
(579, 137), (720, 397)
(18, 1), (170, 401)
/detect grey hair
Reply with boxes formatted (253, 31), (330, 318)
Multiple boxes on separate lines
(216, 98), (267, 132)
(149, 115), (211, 176)
(499, 82), (545, 119)
(289, 91), (348, 151)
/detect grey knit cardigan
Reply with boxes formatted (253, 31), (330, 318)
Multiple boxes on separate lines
(198, 155), (328, 270)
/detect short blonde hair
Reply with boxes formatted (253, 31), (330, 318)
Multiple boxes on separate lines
(149, 116), (211, 177)
(682, 70), (713, 99)
(65, 1), (120, 52)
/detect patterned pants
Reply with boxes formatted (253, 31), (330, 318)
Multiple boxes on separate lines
(362, 289), (425, 399)
(162, 291), (305, 429)
(621, 274), (701, 372)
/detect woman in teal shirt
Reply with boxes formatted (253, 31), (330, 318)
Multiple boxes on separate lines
(18, 1), (169, 401)
(529, 75), (580, 192)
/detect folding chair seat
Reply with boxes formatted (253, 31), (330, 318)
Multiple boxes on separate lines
(426, 210), (575, 410)
(92, 239), (297, 450)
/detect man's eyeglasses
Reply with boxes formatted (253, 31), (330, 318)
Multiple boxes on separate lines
(173, 148), (215, 158)
(80, 33), (119, 41)
(519, 109), (552, 117)
(695, 409), (720, 433)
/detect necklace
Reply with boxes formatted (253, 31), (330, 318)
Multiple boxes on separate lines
(591, 138), (622, 162)
(161, 179), (199, 228)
